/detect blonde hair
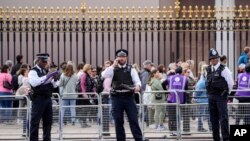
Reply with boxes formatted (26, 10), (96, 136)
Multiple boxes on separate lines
(181, 62), (189, 71)
(168, 63), (176, 70)
(198, 61), (206, 74)
(186, 60), (195, 70)
(201, 65), (208, 78)
(133, 63), (140, 73)
(83, 64), (92, 73)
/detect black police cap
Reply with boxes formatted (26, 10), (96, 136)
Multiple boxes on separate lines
(115, 49), (128, 57)
(36, 53), (49, 61)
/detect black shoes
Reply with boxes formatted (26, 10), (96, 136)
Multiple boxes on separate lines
(198, 128), (208, 132)
(102, 133), (110, 136)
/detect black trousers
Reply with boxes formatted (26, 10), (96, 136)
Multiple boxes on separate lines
(30, 95), (52, 141)
(208, 94), (229, 141)
(111, 94), (143, 141)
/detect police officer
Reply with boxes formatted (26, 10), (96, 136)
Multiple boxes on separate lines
(28, 53), (58, 141)
(206, 48), (234, 141)
(102, 49), (143, 141)
(236, 63), (250, 125)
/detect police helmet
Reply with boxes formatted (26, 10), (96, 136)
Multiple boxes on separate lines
(209, 48), (220, 60)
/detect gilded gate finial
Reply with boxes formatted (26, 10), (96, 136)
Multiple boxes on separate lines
(81, 0), (86, 14)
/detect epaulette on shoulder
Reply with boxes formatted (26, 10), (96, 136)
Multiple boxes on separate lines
(31, 66), (38, 70)
(127, 64), (133, 69)
(218, 64), (225, 71)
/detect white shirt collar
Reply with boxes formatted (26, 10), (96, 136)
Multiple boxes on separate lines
(118, 64), (127, 68)
(212, 62), (221, 71)
(35, 65), (42, 71)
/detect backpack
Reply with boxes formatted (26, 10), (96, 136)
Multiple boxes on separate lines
(12, 74), (19, 91)
(96, 75), (104, 93)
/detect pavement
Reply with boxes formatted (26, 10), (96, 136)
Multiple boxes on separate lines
(0, 119), (213, 141)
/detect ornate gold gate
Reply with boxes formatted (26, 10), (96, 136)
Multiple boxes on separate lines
(0, 0), (249, 76)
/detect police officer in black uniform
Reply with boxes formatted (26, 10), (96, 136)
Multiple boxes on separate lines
(102, 49), (143, 141)
(206, 48), (234, 141)
(28, 53), (58, 141)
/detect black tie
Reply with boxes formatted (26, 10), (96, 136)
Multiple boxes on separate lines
(212, 67), (215, 72)
(41, 68), (46, 75)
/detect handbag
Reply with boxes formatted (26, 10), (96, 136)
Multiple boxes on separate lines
(3, 75), (13, 90)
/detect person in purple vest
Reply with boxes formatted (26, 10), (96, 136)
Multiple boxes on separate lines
(206, 48), (234, 141)
(236, 63), (250, 125)
(162, 66), (189, 136)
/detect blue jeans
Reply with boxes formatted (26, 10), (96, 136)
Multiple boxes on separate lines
(62, 99), (76, 123)
(197, 104), (211, 130)
(108, 98), (114, 123)
(0, 92), (13, 121)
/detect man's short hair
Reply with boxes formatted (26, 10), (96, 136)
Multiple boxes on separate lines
(143, 60), (154, 67)
(5, 60), (13, 68)
(175, 67), (183, 74)
(244, 47), (250, 54)
(16, 55), (23, 63)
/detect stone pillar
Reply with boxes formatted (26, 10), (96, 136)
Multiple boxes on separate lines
(215, 0), (235, 75)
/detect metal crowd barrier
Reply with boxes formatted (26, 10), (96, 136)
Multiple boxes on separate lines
(60, 92), (100, 139)
(51, 93), (61, 140)
(1, 89), (250, 140)
(142, 90), (181, 140)
(175, 90), (211, 137)
(0, 95), (30, 141)
(175, 89), (250, 139)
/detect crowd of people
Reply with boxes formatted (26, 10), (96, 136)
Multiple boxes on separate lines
(0, 46), (250, 141)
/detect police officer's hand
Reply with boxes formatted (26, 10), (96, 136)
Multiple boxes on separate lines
(134, 85), (140, 93)
(113, 59), (119, 67)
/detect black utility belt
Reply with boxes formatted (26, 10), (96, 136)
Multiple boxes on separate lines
(111, 91), (134, 96)
(34, 93), (52, 97)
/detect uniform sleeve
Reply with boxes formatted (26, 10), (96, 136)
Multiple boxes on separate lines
(221, 67), (234, 91)
(102, 66), (114, 79)
(131, 68), (141, 86)
(103, 78), (112, 92)
(28, 70), (46, 87)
